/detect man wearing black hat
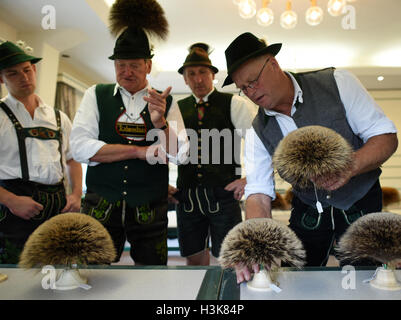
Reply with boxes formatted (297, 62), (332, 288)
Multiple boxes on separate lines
(223, 32), (398, 282)
(0, 41), (82, 264)
(70, 0), (188, 265)
(171, 43), (257, 265)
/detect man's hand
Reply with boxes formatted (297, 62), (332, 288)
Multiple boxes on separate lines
(225, 178), (246, 200)
(144, 86), (172, 128)
(168, 185), (179, 204)
(61, 193), (82, 213)
(234, 263), (260, 284)
(312, 155), (356, 191)
(7, 195), (43, 220)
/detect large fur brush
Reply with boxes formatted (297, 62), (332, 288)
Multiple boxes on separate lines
(273, 126), (353, 189)
(219, 218), (306, 271)
(109, 0), (168, 39)
(336, 212), (401, 265)
(19, 212), (116, 268)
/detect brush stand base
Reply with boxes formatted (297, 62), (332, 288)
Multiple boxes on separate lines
(370, 267), (401, 291)
(247, 269), (273, 291)
(54, 268), (88, 290)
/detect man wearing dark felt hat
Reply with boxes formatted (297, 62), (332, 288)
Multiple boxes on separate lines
(223, 32), (398, 282)
(0, 41), (83, 264)
(169, 43), (257, 265)
(70, 0), (188, 265)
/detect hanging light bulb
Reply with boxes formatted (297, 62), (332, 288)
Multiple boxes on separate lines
(306, 0), (323, 26)
(280, 0), (297, 29)
(327, 0), (346, 17)
(257, 0), (274, 26)
(238, 0), (257, 19)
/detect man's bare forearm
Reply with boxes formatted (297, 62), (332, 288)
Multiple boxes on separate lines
(89, 144), (150, 163)
(245, 193), (273, 220)
(353, 133), (398, 176)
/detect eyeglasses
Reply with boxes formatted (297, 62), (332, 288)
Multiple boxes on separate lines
(239, 57), (270, 96)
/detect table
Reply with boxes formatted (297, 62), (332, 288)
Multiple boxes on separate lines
(219, 267), (401, 300)
(0, 265), (222, 300)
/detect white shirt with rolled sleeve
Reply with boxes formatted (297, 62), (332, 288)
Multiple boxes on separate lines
(70, 83), (189, 166)
(244, 69), (398, 201)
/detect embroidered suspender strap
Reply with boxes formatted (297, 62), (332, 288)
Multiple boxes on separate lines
(54, 108), (65, 180)
(0, 102), (64, 181)
(0, 102), (30, 181)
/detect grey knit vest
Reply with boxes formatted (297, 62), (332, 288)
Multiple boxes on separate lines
(252, 68), (381, 210)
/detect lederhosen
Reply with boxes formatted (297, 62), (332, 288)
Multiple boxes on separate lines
(0, 102), (66, 264)
(175, 90), (243, 258)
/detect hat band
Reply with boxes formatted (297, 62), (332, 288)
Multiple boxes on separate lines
(0, 51), (22, 63)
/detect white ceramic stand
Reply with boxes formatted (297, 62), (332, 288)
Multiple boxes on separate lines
(247, 269), (273, 291)
(370, 267), (401, 291)
(54, 268), (88, 290)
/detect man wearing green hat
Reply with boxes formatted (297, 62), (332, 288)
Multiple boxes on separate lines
(0, 41), (83, 264)
(70, 0), (188, 265)
(170, 43), (257, 265)
(222, 32), (397, 282)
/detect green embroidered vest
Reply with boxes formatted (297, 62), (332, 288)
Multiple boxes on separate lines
(86, 84), (172, 207)
(177, 90), (240, 188)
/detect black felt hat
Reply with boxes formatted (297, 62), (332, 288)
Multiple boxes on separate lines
(109, 27), (153, 60)
(222, 32), (282, 87)
(178, 43), (218, 74)
(0, 41), (42, 71)
(108, 0), (168, 61)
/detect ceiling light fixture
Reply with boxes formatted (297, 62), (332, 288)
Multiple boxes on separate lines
(327, 0), (347, 16)
(257, 0), (274, 26)
(306, 0), (324, 26)
(234, 0), (355, 28)
(238, 0), (257, 19)
(280, 0), (298, 29)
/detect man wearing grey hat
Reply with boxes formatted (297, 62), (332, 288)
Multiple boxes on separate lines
(223, 32), (398, 282)
(70, 0), (188, 265)
(170, 43), (257, 266)
(0, 41), (82, 264)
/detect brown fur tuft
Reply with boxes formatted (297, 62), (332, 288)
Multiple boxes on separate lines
(382, 187), (400, 207)
(284, 187), (294, 205)
(336, 212), (401, 265)
(271, 192), (291, 210)
(19, 213), (116, 268)
(109, 0), (168, 39)
(219, 218), (305, 271)
(273, 126), (353, 190)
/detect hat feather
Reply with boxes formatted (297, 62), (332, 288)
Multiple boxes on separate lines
(19, 213), (116, 268)
(219, 218), (305, 271)
(272, 126), (353, 190)
(336, 212), (401, 265)
(109, 0), (168, 40)
(189, 43), (211, 54)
